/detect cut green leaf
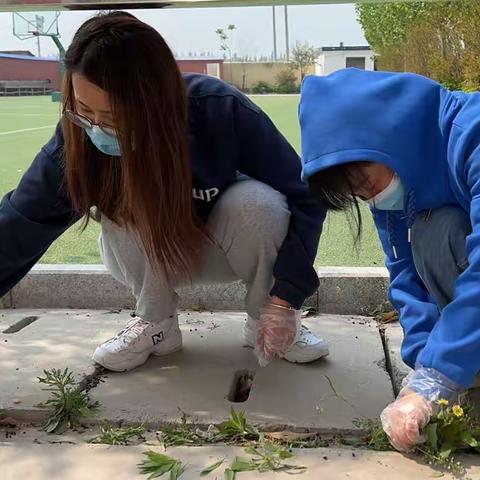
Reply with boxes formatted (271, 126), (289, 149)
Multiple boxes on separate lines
(224, 469), (235, 480)
(138, 451), (185, 479)
(230, 456), (256, 472)
(426, 423), (438, 451)
(200, 459), (225, 476)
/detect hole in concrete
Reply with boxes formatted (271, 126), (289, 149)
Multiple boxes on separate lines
(227, 370), (255, 403)
(2, 316), (39, 334)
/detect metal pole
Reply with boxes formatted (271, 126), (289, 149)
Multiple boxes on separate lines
(284, 5), (289, 61)
(272, 6), (277, 61)
(51, 35), (66, 85)
(36, 35), (41, 57)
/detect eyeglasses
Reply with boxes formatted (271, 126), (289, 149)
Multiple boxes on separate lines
(63, 109), (116, 138)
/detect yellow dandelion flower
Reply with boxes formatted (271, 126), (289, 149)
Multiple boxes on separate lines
(452, 405), (464, 417)
(438, 399), (449, 406)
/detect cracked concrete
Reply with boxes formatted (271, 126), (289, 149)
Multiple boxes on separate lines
(381, 323), (412, 395)
(2, 309), (476, 479)
(0, 310), (393, 432)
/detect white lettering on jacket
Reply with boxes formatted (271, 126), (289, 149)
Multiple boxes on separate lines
(192, 188), (220, 202)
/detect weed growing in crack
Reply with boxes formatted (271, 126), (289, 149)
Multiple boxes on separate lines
(157, 409), (259, 449)
(37, 368), (97, 434)
(356, 400), (480, 477)
(216, 408), (259, 442)
(88, 424), (146, 445)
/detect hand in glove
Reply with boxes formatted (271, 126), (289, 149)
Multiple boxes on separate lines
(254, 300), (299, 367)
(381, 367), (461, 452)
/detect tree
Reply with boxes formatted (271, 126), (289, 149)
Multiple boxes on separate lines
(291, 43), (317, 81)
(355, 2), (429, 52)
(275, 69), (298, 94)
(354, 1), (472, 89)
(216, 24), (236, 83)
(215, 24), (236, 60)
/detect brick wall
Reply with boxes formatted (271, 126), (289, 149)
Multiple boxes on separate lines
(0, 57), (61, 90)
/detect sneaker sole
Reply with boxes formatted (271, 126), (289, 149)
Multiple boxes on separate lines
(244, 332), (329, 364)
(93, 342), (183, 372)
(283, 345), (330, 364)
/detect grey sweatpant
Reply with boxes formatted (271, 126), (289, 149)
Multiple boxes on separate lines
(98, 179), (291, 327)
(411, 206), (471, 309)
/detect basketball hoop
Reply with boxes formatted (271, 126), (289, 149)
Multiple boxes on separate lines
(13, 11), (60, 41)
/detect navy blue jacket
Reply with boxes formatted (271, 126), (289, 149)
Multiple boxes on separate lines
(0, 73), (325, 309)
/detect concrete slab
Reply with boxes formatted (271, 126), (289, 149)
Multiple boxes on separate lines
(244, 315), (394, 431)
(7, 265), (388, 314)
(317, 267), (389, 315)
(1, 442), (479, 480)
(11, 265), (135, 310)
(91, 313), (394, 432)
(382, 323), (412, 395)
(0, 309), (127, 416)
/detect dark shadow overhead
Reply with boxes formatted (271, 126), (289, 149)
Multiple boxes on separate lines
(1, 0), (373, 12)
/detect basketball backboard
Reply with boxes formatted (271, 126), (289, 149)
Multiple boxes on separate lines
(13, 11), (60, 39)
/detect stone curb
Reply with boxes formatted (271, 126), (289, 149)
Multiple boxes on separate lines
(1, 265), (390, 315)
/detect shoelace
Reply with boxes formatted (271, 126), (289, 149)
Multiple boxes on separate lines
(104, 318), (151, 349)
(297, 325), (318, 345)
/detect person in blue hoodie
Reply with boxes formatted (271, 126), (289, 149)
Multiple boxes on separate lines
(299, 68), (480, 452)
(0, 12), (329, 372)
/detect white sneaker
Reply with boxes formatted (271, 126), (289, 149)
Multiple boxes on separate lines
(93, 317), (182, 372)
(244, 314), (329, 364)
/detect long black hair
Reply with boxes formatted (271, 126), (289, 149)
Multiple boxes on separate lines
(307, 162), (368, 242)
(63, 11), (206, 280)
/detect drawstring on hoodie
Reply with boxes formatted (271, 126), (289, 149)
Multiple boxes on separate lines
(387, 190), (416, 260)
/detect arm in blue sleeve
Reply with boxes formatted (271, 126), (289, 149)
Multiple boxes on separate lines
(373, 209), (440, 368)
(233, 98), (326, 309)
(0, 123), (78, 297)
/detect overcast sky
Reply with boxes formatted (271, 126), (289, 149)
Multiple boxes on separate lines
(0, 4), (366, 59)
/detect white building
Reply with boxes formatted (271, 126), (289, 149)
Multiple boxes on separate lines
(315, 43), (374, 76)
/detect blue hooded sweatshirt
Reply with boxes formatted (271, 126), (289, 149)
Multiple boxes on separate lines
(300, 68), (480, 388)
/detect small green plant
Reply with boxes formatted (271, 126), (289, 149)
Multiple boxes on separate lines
(217, 409), (259, 442)
(89, 424), (146, 446)
(160, 426), (199, 448)
(138, 451), (186, 479)
(201, 434), (306, 478)
(418, 400), (480, 475)
(37, 368), (96, 434)
(353, 417), (394, 451)
(223, 434), (306, 478)
(158, 409), (204, 448)
(357, 400), (480, 476)
(243, 434), (307, 473)
(158, 409), (259, 448)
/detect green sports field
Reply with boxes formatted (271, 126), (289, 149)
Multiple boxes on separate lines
(0, 94), (384, 267)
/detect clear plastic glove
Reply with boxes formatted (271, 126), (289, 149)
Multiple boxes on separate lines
(254, 302), (300, 367)
(381, 367), (461, 452)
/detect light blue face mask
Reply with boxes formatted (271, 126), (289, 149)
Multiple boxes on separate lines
(368, 174), (404, 210)
(84, 125), (122, 157)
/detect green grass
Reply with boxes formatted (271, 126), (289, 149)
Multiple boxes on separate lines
(0, 95), (383, 267)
